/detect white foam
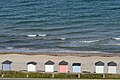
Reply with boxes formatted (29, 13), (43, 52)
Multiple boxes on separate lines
(6, 47), (13, 49)
(61, 38), (66, 40)
(38, 34), (47, 37)
(27, 34), (37, 37)
(112, 37), (120, 40)
(101, 44), (120, 46)
(79, 40), (100, 43)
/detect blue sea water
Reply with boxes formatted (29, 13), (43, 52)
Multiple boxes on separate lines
(0, 0), (120, 53)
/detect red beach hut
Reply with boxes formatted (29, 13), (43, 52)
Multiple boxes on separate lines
(59, 60), (68, 73)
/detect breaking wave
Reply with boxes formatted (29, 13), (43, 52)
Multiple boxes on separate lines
(112, 37), (120, 40)
(27, 34), (47, 37)
(79, 39), (101, 43)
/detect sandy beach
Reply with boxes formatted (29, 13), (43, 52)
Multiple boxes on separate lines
(0, 52), (120, 73)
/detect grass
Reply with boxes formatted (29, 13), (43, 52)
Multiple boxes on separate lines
(0, 71), (120, 79)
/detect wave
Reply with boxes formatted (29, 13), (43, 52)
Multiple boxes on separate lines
(63, 29), (96, 35)
(27, 34), (47, 37)
(105, 7), (120, 10)
(112, 37), (120, 40)
(14, 26), (80, 32)
(6, 47), (14, 50)
(42, 26), (80, 31)
(27, 34), (37, 37)
(38, 34), (47, 37)
(0, 47), (103, 53)
(61, 38), (66, 40)
(5, 1), (39, 8)
(79, 39), (101, 43)
(15, 20), (46, 24)
(101, 44), (120, 46)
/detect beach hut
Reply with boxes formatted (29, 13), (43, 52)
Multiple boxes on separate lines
(27, 61), (37, 72)
(95, 61), (104, 73)
(72, 63), (81, 73)
(45, 60), (55, 72)
(108, 61), (117, 74)
(59, 60), (68, 73)
(2, 60), (12, 71)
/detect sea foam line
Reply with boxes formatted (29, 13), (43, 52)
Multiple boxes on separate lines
(112, 37), (120, 40)
(101, 44), (120, 46)
(79, 39), (101, 43)
(27, 34), (47, 37)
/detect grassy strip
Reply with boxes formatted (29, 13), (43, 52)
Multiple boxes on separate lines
(105, 74), (120, 79)
(1, 71), (120, 79)
(80, 74), (103, 79)
(54, 73), (78, 79)
(28, 72), (52, 78)
(2, 71), (26, 78)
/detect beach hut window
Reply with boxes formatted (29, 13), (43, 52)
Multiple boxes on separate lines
(95, 61), (104, 73)
(27, 61), (37, 72)
(45, 60), (55, 72)
(2, 60), (12, 71)
(72, 63), (81, 73)
(59, 60), (68, 73)
(108, 61), (117, 74)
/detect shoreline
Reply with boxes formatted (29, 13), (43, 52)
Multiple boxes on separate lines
(0, 52), (120, 57)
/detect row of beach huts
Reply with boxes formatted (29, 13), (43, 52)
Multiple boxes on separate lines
(1, 60), (117, 74)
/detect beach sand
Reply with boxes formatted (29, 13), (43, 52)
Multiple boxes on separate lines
(0, 52), (120, 73)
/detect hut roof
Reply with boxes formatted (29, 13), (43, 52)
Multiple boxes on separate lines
(2, 60), (12, 64)
(27, 61), (37, 65)
(95, 61), (104, 66)
(108, 61), (117, 66)
(45, 60), (54, 65)
(59, 60), (68, 65)
(72, 63), (81, 66)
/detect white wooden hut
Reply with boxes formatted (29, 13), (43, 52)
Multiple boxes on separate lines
(108, 61), (117, 74)
(27, 61), (37, 72)
(95, 61), (104, 73)
(45, 60), (54, 72)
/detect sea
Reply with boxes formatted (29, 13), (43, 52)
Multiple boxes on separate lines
(0, 0), (120, 53)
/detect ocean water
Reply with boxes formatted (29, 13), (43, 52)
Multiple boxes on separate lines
(0, 0), (120, 53)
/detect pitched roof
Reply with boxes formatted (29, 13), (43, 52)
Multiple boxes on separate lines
(59, 60), (68, 65)
(108, 61), (117, 66)
(27, 61), (37, 65)
(45, 60), (54, 65)
(2, 60), (12, 64)
(95, 61), (104, 66)
(72, 63), (81, 66)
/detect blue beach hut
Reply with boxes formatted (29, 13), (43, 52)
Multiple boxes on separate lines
(2, 60), (12, 71)
(72, 63), (81, 73)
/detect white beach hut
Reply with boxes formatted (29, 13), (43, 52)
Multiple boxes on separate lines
(95, 61), (104, 73)
(27, 61), (37, 72)
(45, 60), (55, 72)
(108, 61), (117, 74)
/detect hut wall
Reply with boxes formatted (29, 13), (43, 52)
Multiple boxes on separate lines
(72, 66), (81, 73)
(108, 66), (116, 73)
(2, 64), (11, 71)
(59, 65), (68, 73)
(45, 65), (54, 72)
(96, 66), (104, 73)
(27, 64), (36, 72)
